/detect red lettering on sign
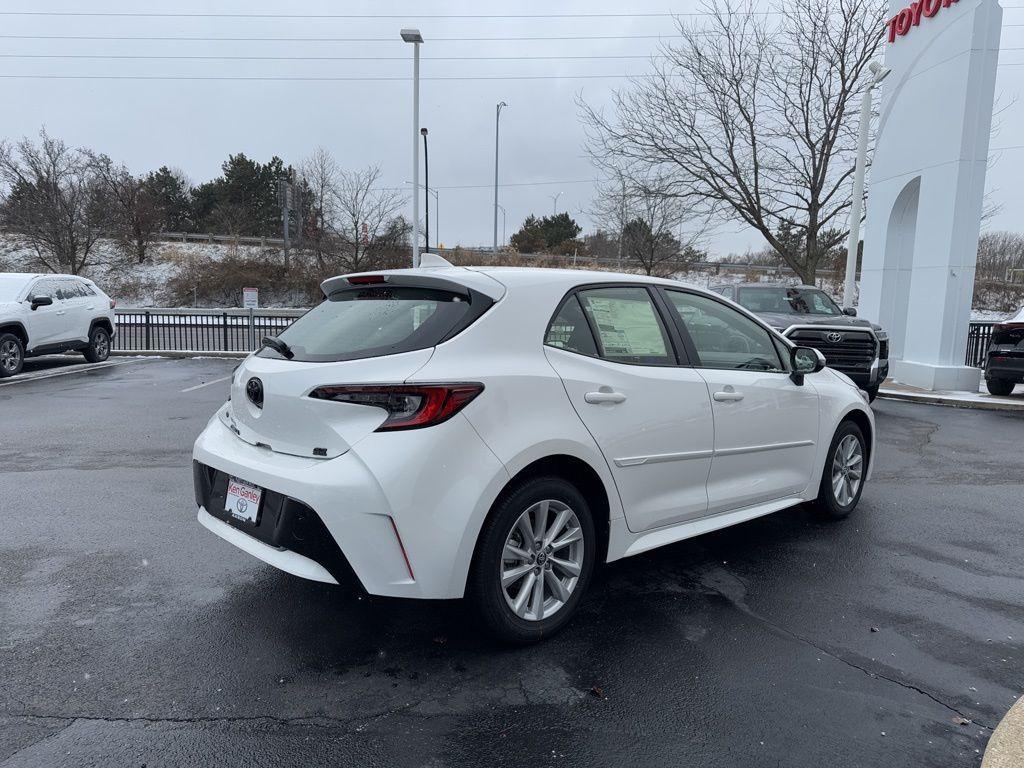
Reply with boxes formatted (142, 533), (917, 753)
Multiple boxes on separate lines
(888, 0), (958, 42)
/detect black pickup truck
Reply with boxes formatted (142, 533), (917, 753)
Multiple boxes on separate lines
(710, 283), (889, 401)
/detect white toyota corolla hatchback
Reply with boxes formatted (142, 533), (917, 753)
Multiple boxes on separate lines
(193, 258), (873, 642)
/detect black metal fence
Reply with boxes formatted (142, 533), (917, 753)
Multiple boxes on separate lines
(965, 322), (996, 368)
(113, 308), (1000, 365)
(113, 309), (305, 353)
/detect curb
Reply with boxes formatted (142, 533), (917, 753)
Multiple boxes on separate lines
(983, 696), (1024, 768)
(877, 389), (1024, 412)
(112, 350), (249, 359)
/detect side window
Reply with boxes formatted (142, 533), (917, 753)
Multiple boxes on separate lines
(544, 295), (599, 357)
(664, 290), (784, 372)
(59, 280), (80, 299)
(576, 286), (674, 366)
(79, 282), (96, 296)
(30, 278), (58, 300)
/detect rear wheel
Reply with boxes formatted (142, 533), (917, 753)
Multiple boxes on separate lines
(468, 476), (596, 644)
(813, 421), (867, 520)
(83, 325), (110, 363)
(986, 377), (1016, 396)
(0, 333), (24, 378)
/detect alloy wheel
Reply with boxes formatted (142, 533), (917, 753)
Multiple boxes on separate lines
(500, 499), (585, 622)
(94, 331), (109, 359)
(1, 339), (21, 373)
(831, 434), (863, 507)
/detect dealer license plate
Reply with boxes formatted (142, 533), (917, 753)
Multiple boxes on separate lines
(225, 477), (262, 524)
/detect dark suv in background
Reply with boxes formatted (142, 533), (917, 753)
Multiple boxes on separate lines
(983, 307), (1024, 396)
(711, 283), (889, 401)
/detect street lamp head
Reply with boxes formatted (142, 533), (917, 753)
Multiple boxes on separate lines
(869, 60), (891, 83)
(400, 29), (424, 43)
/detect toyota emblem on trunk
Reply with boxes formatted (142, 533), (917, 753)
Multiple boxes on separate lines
(826, 331), (844, 343)
(246, 377), (264, 408)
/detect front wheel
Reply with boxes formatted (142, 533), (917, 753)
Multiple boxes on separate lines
(813, 421), (867, 520)
(83, 326), (110, 363)
(468, 476), (596, 644)
(986, 377), (1016, 397)
(0, 333), (24, 378)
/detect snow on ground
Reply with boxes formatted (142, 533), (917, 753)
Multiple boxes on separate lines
(1, 234), (1021, 318)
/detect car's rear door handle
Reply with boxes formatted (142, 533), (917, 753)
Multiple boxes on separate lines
(713, 390), (744, 402)
(584, 390), (627, 405)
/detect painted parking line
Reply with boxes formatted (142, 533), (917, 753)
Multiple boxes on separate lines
(0, 359), (139, 388)
(181, 375), (232, 393)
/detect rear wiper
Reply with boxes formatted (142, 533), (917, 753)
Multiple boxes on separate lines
(261, 335), (294, 359)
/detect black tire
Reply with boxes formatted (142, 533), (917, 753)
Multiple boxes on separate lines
(83, 325), (110, 363)
(0, 332), (25, 378)
(468, 476), (597, 644)
(864, 385), (879, 403)
(813, 420), (867, 520)
(986, 377), (1016, 397)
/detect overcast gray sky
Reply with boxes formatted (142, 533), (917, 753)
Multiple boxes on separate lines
(1, 0), (1022, 255)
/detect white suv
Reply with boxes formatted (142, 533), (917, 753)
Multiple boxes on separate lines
(193, 260), (874, 643)
(0, 273), (117, 377)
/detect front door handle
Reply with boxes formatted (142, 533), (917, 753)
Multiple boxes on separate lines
(584, 390), (627, 405)
(713, 390), (744, 402)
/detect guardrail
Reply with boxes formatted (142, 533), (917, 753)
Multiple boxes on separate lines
(115, 308), (999, 366)
(113, 308), (306, 353)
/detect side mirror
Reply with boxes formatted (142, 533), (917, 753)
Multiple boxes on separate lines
(30, 295), (53, 310)
(842, 307), (857, 317)
(790, 346), (826, 385)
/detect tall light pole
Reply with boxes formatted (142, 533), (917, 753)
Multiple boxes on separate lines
(401, 28), (423, 267)
(550, 191), (563, 215)
(493, 101), (508, 253)
(421, 127), (429, 253)
(496, 204), (507, 247)
(843, 60), (890, 309)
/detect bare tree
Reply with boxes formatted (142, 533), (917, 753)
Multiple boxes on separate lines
(0, 130), (106, 274)
(326, 164), (407, 273)
(581, 0), (886, 284)
(591, 172), (709, 276)
(299, 147), (342, 269)
(88, 152), (162, 264)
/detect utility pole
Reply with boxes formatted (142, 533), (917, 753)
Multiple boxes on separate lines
(493, 101), (508, 253)
(550, 191), (563, 215)
(401, 29), (424, 267)
(421, 127), (429, 253)
(278, 178), (292, 270)
(617, 178), (626, 271)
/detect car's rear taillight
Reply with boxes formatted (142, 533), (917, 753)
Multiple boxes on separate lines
(309, 383), (484, 431)
(109, 298), (116, 309)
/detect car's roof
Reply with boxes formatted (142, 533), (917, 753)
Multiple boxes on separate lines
(0, 272), (88, 281)
(711, 282), (819, 290)
(328, 264), (717, 301)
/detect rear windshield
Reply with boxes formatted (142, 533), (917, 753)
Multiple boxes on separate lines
(258, 285), (479, 362)
(736, 287), (842, 316)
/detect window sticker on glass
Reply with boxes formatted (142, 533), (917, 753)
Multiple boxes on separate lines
(577, 288), (671, 364)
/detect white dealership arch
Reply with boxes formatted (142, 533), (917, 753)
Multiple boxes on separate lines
(859, 0), (1003, 391)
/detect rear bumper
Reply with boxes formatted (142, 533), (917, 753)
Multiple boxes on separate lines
(192, 408), (509, 599)
(985, 356), (1024, 381)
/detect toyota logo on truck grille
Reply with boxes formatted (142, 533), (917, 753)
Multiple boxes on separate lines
(826, 331), (844, 343)
(246, 377), (264, 408)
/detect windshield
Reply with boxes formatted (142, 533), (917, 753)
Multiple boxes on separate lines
(259, 285), (481, 362)
(736, 287), (842, 316)
(0, 276), (29, 303)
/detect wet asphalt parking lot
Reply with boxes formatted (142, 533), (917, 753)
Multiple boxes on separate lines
(1, 355), (1022, 767)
